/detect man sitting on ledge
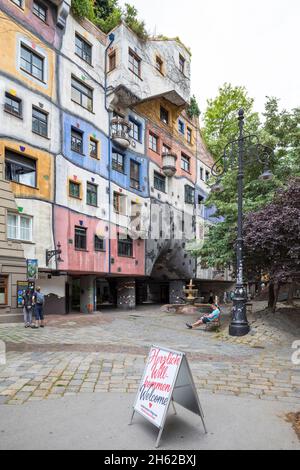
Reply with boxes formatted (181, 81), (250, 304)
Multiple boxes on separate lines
(186, 303), (221, 329)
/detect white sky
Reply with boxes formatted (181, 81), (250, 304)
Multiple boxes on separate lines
(119, 0), (300, 117)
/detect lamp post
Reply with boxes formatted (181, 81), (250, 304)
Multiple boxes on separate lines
(211, 109), (274, 337)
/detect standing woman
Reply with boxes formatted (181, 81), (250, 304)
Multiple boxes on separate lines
(22, 288), (34, 328)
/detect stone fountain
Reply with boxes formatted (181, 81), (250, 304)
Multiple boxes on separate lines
(162, 279), (208, 314)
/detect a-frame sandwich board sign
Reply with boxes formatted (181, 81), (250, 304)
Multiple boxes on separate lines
(129, 345), (207, 448)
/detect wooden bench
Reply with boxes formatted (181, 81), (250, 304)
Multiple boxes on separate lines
(205, 317), (221, 331)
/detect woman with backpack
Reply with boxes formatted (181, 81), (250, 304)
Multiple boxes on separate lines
(32, 286), (45, 329)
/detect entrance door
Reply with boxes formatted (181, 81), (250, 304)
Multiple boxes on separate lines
(160, 284), (169, 304)
(71, 278), (80, 312)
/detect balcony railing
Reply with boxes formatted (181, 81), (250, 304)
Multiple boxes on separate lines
(111, 118), (131, 149)
(162, 151), (177, 177)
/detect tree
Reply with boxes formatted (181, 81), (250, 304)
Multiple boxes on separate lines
(71, 0), (95, 21)
(244, 178), (300, 312)
(202, 83), (260, 160)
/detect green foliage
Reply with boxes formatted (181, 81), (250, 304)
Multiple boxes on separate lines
(71, 0), (148, 39)
(71, 0), (95, 21)
(202, 83), (260, 160)
(187, 95), (201, 119)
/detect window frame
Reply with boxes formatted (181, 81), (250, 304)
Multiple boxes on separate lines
(69, 180), (81, 199)
(32, 1), (47, 23)
(94, 235), (105, 252)
(185, 185), (195, 205)
(149, 132), (159, 153)
(75, 226), (87, 251)
(4, 93), (22, 118)
(11, 0), (23, 9)
(118, 234), (133, 258)
(178, 119), (185, 134)
(32, 106), (48, 138)
(75, 33), (92, 65)
(7, 212), (33, 242)
(112, 151), (125, 173)
(155, 56), (163, 74)
(71, 76), (93, 112)
(154, 171), (166, 193)
(187, 127), (192, 144)
(89, 137), (99, 159)
(5, 150), (37, 188)
(160, 106), (169, 125)
(130, 160), (140, 191)
(179, 54), (185, 74)
(128, 48), (141, 78)
(181, 153), (191, 173)
(129, 117), (141, 142)
(71, 127), (84, 155)
(108, 50), (116, 72)
(20, 43), (44, 82)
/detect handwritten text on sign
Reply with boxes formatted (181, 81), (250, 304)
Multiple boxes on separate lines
(135, 347), (183, 428)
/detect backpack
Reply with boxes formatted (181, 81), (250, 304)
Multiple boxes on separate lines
(36, 292), (45, 305)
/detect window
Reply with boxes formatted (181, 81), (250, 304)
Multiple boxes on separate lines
(4, 93), (22, 118)
(75, 226), (87, 250)
(181, 153), (190, 173)
(20, 44), (44, 81)
(113, 192), (126, 215)
(87, 182), (97, 206)
(32, 107), (48, 137)
(5, 150), (36, 187)
(69, 180), (81, 199)
(112, 151), (125, 173)
(118, 234), (133, 257)
(109, 51), (116, 71)
(0, 276), (8, 305)
(11, 0), (23, 8)
(129, 49), (141, 77)
(154, 171), (166, 192)
(33, 1), (47, 22)
(178, 120), (185, 134)
(187, 127), (192, 144)
(129, 118), (141, 142)
(95, 235), (105, 252)
(155, 56), (163, 74)
(179, 54), (185, 74)
(160, 106), (169, 125)
(205, 170), (210, 183)
(71, 76), (93, 111)
(89, 138), (98, 159)
(7, 213), (32, 241)
(130, 160), (140, 190)
(71, 128), (84, 154)
(149, 133), (159, 153)
(200, 167), (204, 181)
(185, 185), (195, 204)
(162, 144), (171, 155)
(75, 34), (92, 65)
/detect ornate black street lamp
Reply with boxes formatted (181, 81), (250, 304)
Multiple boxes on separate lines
(211, 109), (274, 337)
(46, 242), (64, 267)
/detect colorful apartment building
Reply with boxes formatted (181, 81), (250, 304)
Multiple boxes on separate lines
(0, 0), (232, 318)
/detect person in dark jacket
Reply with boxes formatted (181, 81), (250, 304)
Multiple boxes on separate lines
(22, 288), (34, 328)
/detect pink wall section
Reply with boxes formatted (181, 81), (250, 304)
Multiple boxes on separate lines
(54, 206), (145, 276)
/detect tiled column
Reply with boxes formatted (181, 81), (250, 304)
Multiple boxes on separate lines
(117, 279), (136, 310)
(80, 276), (96, 314)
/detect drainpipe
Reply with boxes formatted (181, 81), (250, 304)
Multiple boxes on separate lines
(105, 33), (115, 275)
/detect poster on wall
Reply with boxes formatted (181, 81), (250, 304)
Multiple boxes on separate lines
(27, 259), (38, 280)
(130, 345), (207, 448)
(17, 281), (29, 307)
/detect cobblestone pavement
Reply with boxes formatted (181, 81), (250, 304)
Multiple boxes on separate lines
(0, 305), (299, 406)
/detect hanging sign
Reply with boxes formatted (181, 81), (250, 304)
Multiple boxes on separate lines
(130, 345), (207, 448)
(27, 259), (38, 280)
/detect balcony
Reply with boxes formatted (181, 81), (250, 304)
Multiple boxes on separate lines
(111, 118), (131, 149)
(162, 152), (177, 177)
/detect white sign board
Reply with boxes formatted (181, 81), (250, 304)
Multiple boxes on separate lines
(130, 345), (207, 448)
(134, 346), (183, 428)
